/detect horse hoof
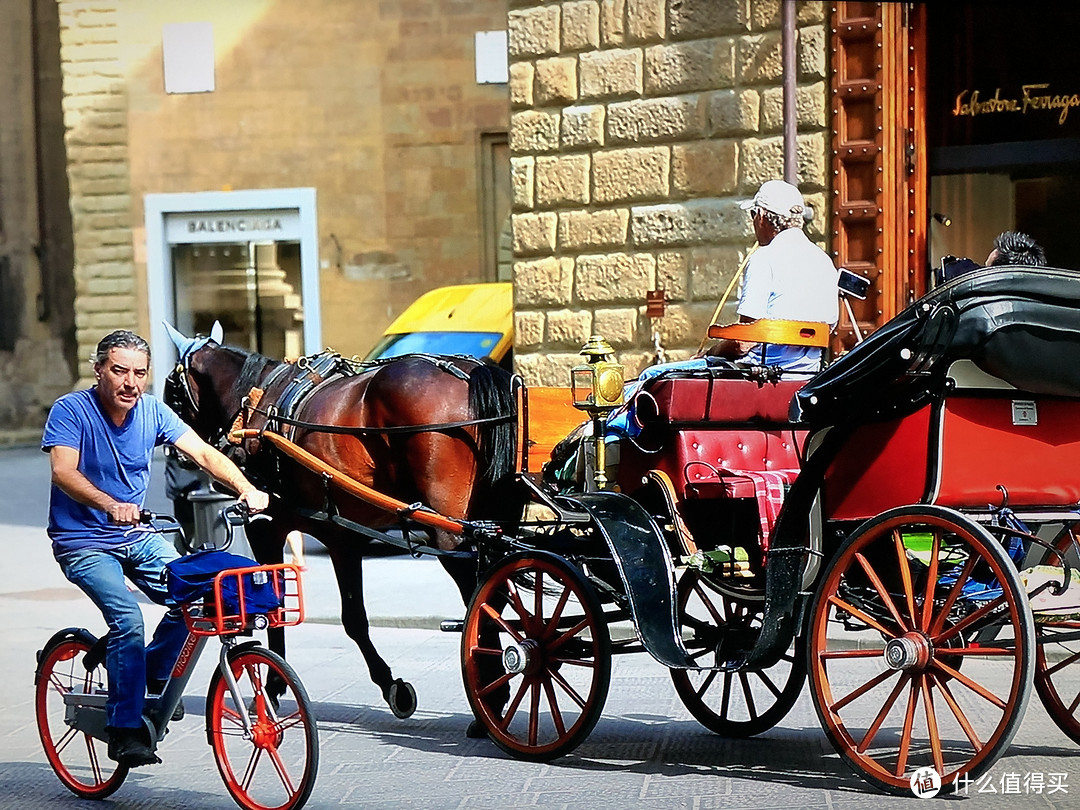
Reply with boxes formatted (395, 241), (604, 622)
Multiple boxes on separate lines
(465, 719), (489, 739)
(386, 679), (416, 719)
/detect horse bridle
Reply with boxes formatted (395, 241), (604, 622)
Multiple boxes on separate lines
(165, 337), (241, 448)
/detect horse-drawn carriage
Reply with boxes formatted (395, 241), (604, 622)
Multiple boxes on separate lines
(164, 266), (1080, 795)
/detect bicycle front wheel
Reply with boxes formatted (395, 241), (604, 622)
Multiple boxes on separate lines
(35, 633), (129, 799)
(207, 645), (318, 810)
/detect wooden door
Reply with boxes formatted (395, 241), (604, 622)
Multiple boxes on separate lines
(830, 2), (927, 346)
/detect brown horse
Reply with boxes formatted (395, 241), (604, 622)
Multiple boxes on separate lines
(162, 324), (518, 720)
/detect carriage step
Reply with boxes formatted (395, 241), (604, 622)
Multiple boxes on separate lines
(440, 620), (464, 633)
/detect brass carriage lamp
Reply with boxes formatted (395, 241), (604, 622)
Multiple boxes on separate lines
(571, 336), (624, 490)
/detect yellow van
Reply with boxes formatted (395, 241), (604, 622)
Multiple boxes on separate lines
(365, 283), (513, 370)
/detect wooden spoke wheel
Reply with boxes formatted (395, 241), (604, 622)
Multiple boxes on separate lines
(461, 551), (611, 761)
(807, 506), (1034, 795)
(35, 634), (129, 799)
(1034, 526), (1080, 745)
(670, 571), (805, 737)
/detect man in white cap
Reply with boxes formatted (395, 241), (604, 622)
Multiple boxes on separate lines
(706, 179), (838, 371)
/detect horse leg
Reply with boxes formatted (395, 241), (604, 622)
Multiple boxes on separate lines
(246, 516), (289, 703)
(439, 553), (507, 739)
(327, 540), (416, 719)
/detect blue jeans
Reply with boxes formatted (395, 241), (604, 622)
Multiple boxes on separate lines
(57, 533), (188, 728)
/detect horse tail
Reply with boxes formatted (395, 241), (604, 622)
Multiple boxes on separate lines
(467, 362), (517, 487)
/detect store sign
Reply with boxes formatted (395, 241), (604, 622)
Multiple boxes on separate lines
(953, 83), (1080, 126)
(164, 209), (302, 244)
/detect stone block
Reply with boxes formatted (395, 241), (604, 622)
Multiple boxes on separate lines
(760, 83), (826, 132)
(627, 0), (665, 43)
(669, 0), (750, 39)
(752, 0), (782, 30)
(631, 199), (747, 248)
(802, 191), (828, 239)
(512, 211), (558, 255)
(535, 154), (591, 206)
(607, 95), (705, 144)
(561, 104), (605, 148)
(600, 0), (626, 46)
(796, 131), (827, 190)
(672, 140), (738, 197)
(579, 48), (643, 100)
(644, 39), (735, 96)
(510, 109), (561, 153)
(799, 1), (827, 24)
(562, 0), (600, 51)
(708, 88), (760, 135)
(593, 146), (670, 204)
(85, 276), (135, 296)
(75, 293), (135, 314)
(737, 31), (783, 83)
(546, 308), (594, 347)
(535, 57), (578, 106)
(515, 310), (546, 350)
(558, 209), (630, 251)
(515, 256), (573, 306)
(739, 136), (784, 189)
(689, 245), (748, 300)
(799, 24), (826, 80)
(574, 252), (655, 304)
(593, 307), (639, 347)
(508, 6), (561, 58)
(653, 302), (698, 345)
(656, 250), (689, 300)
(515, 351), (580, 387)
(616, 350), (655, 380)
(687, 299), (735, 342)
(509, 61), (534, 108)
(511, 156), (535, 210)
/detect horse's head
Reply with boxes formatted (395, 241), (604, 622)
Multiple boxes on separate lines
(162, 321), (235, 443)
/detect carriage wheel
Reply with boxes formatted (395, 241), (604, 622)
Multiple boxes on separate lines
(807, 506), (1034, 795)
(207, 646), (319, 810)
(1034, 526), (1080, 745)
(35, 635), (129, 799)
(670, 571), (806, 736)
(461, 551), (611, 761)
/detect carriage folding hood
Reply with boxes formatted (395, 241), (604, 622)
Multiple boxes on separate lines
(365, 283), (513, 367)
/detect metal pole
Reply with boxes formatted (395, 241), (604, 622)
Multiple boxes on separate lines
(782, 0), (797, 184)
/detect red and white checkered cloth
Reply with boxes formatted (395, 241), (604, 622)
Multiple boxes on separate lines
(738, 470), (798, 553)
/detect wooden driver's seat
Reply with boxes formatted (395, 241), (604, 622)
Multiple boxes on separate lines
(707, 318), (831, 348)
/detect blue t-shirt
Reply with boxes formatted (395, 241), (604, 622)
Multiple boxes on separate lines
(42, 389), (190, 556)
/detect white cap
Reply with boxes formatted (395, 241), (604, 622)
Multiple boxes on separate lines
(739, 179), (805, 218)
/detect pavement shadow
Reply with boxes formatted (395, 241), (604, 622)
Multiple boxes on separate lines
(0, 760), (233, 810)
(307, 699), (881, 796)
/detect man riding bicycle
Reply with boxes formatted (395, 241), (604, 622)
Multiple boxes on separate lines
(42, 330), (269, 768)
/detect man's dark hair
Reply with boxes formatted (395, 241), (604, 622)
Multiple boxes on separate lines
(989, 231), (1047, 267)
(93, 330), (151, 365)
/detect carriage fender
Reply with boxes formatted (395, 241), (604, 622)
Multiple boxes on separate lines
(572, 491), (697, 669)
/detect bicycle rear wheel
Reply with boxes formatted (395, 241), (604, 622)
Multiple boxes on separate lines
(207, 645), (318, 810)
(35, 632), (129, 799)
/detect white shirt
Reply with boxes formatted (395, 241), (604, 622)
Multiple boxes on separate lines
(737, 227), (839, 371)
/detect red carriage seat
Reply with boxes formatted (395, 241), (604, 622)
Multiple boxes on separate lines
(621, 374), (808, 549)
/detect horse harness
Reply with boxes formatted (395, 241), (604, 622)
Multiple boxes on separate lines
(232, 350), (512, 445)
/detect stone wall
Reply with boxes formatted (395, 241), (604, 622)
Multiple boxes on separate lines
(508, 0), (829, 385)
(59, 0), (136, 389)
(0, 1), (78, 437)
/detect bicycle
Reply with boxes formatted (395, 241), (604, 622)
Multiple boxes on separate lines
(34, 503), (319, 810)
